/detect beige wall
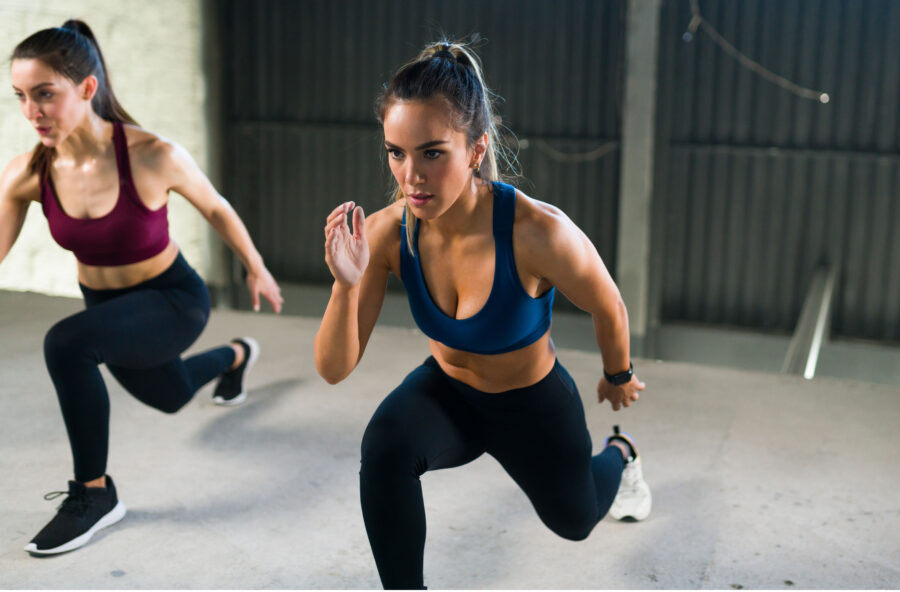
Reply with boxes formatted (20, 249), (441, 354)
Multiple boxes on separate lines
(0, 0), (220, 297)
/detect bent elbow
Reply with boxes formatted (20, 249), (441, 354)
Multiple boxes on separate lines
(319, 369), (346, 385)
(313, 332), (359, 385)
(615, 295), (628, 319)
(314, 355), (351, 385)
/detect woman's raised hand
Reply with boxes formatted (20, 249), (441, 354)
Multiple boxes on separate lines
(324, 201), (369, 287)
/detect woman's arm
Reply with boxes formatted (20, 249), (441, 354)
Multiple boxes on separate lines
(518, 196), (645, 410)
(314, 202), (396, 384)
(151, 139), (283, 313)
(0, 154), (38, 266)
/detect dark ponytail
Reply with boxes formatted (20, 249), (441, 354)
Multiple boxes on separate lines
(11, 19), (138, 177)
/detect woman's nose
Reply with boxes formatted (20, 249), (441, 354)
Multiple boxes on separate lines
(23, 99), (42, 121)
(404, 162), (424, 185)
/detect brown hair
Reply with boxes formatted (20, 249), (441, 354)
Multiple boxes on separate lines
(376, 39), (515, 253)
(11, 19), (137, 177)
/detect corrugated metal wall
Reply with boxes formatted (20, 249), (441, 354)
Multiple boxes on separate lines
(219, 0), (625, 285)
(654, 0), (900, 342)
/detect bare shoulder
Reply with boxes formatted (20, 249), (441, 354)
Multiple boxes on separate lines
(362, 200), (405, 275)
(0, 151), (41, 203)
(120, 124), (194, 176)
(365, 199), (404, 234)
(512, 188), (579, 254)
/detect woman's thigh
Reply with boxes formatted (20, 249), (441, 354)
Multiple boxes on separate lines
(484, 362), (599, 537)
(72, 287), (208, 370)
(362, 360), (486, 474)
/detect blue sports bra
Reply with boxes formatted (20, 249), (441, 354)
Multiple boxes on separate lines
(400, 181), (555, 355)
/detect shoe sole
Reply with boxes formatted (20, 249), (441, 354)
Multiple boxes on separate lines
(610, 501), (652, 521)
(24, 500), (127, 555)
(609, 486), (652, 521)
(212, 337), (260, 406)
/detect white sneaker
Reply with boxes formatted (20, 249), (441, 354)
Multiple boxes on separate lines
(609, 455), (652, 521)
(605, 426), (652, 521)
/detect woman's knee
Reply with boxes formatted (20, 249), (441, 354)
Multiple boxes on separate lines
(360, 415), (421, 476)
(153, 396), (191, 414)
(546, 515), (596, 541)
(43, 317), (94, 368)
(116, 377), (193, 414)
(535, 501), (598, 541)
(554, 521), (595, 541)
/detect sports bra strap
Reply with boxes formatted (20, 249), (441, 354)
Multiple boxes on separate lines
(112, 121), (132, 187)
(491, 182), (515, 248)
(400, 207), (411, 253)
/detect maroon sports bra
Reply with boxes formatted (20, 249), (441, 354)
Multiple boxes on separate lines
(40, 121), (170, 266)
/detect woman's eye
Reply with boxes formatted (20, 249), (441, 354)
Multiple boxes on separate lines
(41, 92), (53, 99)
(387, 149), (403, 159)
(424, 150), (442, 159)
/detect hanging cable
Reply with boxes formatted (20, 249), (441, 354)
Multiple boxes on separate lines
(683, 0), (830, 103)
(517, 138), (619, 163)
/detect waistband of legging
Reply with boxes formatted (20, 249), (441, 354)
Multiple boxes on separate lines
(422, 355), (565, 400)
(78, 251), (196, 297)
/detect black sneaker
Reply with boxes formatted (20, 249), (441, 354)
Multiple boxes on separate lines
(212, 337), (260, 406)
(25, 475), (126, 555)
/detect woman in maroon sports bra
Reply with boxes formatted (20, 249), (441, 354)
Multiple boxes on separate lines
(0, 20), (283, 555)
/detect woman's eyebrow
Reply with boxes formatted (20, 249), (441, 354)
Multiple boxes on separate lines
(415, 140), (448, 150)
(11, 82), (54, 92)
(383, 140), (449, 150)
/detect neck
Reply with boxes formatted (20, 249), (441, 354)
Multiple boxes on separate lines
(55, 111), (113, 164)
(426, 178), (491, 238)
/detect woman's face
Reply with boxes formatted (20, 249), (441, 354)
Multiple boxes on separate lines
(382, 97), (483, 219)
(11, 58), (93, 147)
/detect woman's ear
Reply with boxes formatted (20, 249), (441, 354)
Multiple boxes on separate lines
(79, 74), (99, 101)
(472, 132), (488, 166)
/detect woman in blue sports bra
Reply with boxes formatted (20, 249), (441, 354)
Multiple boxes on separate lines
(315, 41), (651, 589)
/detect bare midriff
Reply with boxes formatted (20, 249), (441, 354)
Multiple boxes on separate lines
(76, 241), (179, 290)
(429, 330), (558, 393)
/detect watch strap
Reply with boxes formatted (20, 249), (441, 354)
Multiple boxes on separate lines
(604, 362), (634, 386)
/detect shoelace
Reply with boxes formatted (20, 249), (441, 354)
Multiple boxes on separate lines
(619, 465), (642, 492)
(44, 490), (93, 516)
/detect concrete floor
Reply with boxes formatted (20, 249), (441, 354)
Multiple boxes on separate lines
(0, 290), (898, 589)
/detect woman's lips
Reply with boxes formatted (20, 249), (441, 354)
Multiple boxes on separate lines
(35, 126), (51, 136)
(407, 193), (433, 206)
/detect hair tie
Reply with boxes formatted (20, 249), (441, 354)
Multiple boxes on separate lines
(61, 20), (83, 35)
(433, 49), (455, 61)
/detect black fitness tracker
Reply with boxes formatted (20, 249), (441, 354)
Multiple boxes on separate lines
(603, 362), (634, 386)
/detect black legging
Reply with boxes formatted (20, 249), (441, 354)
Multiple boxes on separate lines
(360, 356), (625, 589)
(43, 253), (235, 482)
